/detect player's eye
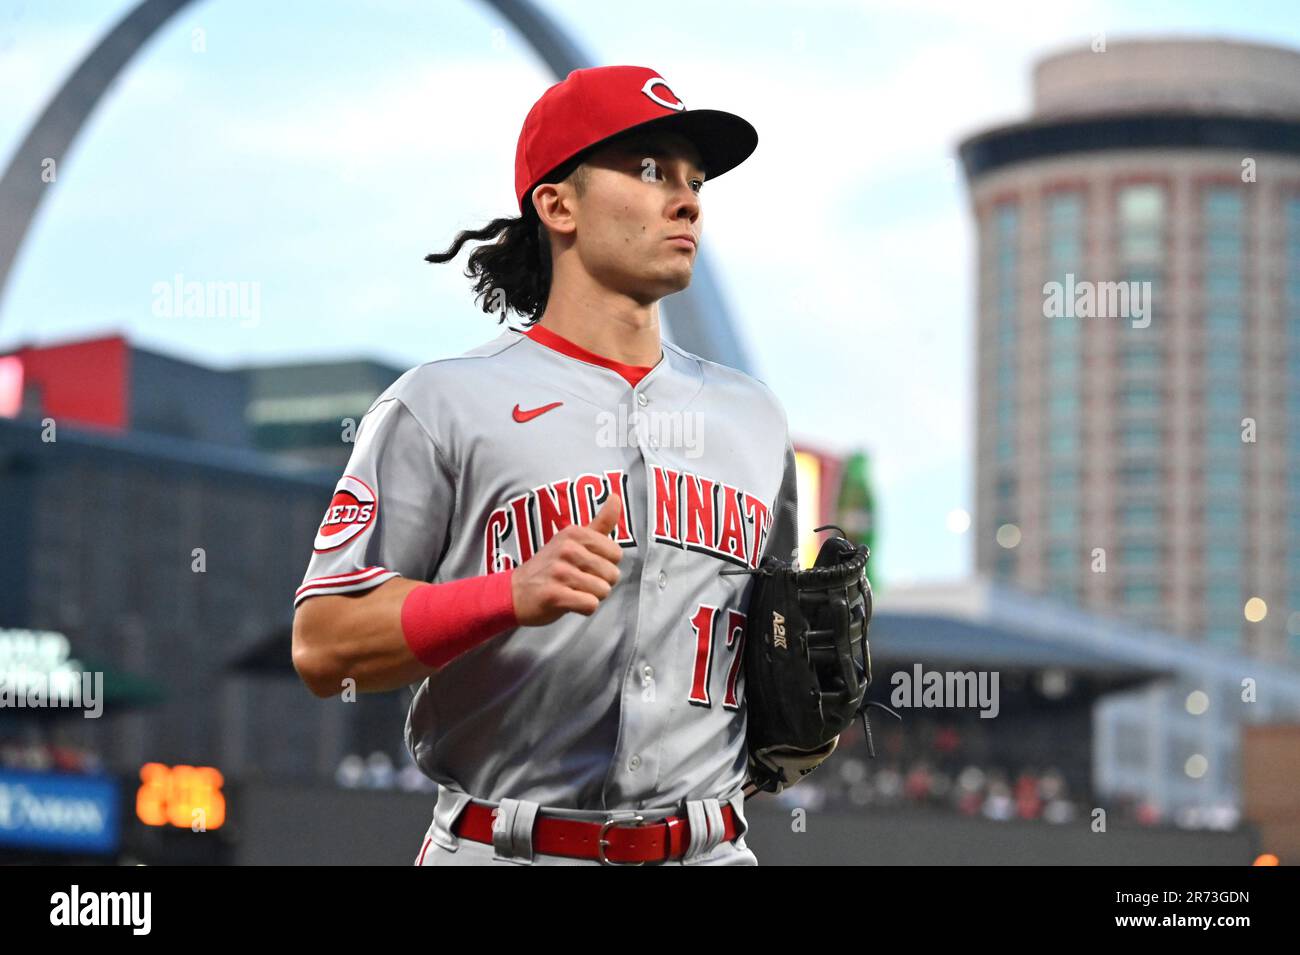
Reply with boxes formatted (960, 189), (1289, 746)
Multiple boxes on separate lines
(638, 159), (703, 194)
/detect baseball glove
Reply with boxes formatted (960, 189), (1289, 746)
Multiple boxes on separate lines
(722, 524), (900, 795)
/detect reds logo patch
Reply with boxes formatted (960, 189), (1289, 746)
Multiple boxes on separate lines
(314, 475), (377, 552)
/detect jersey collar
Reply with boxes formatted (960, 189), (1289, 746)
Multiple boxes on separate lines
(523, 322), (660, 388)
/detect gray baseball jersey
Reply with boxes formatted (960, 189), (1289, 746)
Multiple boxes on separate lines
(295, 324), (797, 823)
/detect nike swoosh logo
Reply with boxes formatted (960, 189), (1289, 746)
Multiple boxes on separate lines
(513, 401), (564, 423)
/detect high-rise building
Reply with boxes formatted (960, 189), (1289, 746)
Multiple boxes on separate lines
(960, 38), (1300, 661)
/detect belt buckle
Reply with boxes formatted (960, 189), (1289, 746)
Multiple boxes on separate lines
(596, 812), (647, 866)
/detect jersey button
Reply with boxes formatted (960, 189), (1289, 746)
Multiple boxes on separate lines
(637, 393), (648, 407)
(643, 665), (654, 679)
(657, 571), (667, 589)
(629, 755), (641, 771)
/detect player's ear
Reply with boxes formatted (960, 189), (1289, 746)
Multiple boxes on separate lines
(532, 182), (578, 239)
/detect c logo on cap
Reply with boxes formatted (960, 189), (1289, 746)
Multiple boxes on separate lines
(641, 77), (685, 111)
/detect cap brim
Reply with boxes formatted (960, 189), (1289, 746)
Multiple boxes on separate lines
(620, 109), (758, 181)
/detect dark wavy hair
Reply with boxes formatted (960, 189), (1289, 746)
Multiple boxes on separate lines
(424, 155), (590, 327)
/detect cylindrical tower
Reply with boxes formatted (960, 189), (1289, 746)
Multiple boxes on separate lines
(960, 38), (1300, 659)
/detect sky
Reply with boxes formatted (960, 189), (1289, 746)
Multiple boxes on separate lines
(3, 0), (1300, 587)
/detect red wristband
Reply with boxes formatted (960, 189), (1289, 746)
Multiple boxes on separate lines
(400, 569), (519, 670)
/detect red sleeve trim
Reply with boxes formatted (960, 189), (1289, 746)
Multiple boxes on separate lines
(294, 566), (399, 606)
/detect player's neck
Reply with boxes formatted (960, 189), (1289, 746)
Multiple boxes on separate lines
(534, 283), (663, 369)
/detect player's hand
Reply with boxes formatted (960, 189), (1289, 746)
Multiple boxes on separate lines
(511, 492), (624, 626)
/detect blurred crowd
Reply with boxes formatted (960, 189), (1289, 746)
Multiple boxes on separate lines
(0, 738), (104, 775)
(774, 761), (1240, 831)
(323, 716), (1244, 831)
(3, 731), (1239, 832)
(772, 720), (1242, 831)
(335, 750), (438, 793)
(0, 715), (1242, 834)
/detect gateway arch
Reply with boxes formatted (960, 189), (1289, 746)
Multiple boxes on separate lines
(0, 0), (753, 370)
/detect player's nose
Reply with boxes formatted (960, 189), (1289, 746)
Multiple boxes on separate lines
(665, 177), (700, 222)
(671, 187), (700, 222)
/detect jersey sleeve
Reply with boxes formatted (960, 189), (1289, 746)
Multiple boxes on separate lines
(294, 397), (455, 608)
(763, 432), (800, 567)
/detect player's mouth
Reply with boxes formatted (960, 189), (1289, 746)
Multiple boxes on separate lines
(667, 234), (697, 251)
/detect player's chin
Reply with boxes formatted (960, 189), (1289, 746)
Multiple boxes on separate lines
(655, 274), (692, 298)
(656, 258), (694, 291)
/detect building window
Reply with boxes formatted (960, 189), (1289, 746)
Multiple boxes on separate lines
(1047, 235), (1081, 263)
(996, 204), (1019, 239)
(1206, 428), (1243, 451)
(1118, 463), (1160, 485)
(1049, 468), (1079, 495)
(1120, 503), (1160, 526)
(1048, 546), (1077, 574)
(1048, 506), (1079, 534)
(1203, 187), (1243, 224)
(1048, 392), (1079, 418)
(1120, 185), (1163, 225)
(1205, 467), (1241, 493)
(1205, 305), (1240, 335)
(1205, 272), (1243, 300)
(1048, 430), (1079, 455)
(1120, 384), (1161, 410)
(1205, 231), (1242, 262)
(1049, 350), (1080, 379)
(1119, 184), (1165, 260)
(992, 203), (1020, 479)
(1120, 423), (1161, 450)
(1122, 347), (1162, 373)
(1123, 544), (1160, 567)
(1205, 350), (1242, 378)
(1205, 500), (1242, 521)
(1047, 192), (1084, 228)
(1206, 388), (1241, 415)
(1045, 191), (1085, 270)
(1122, 582), (1161, 605)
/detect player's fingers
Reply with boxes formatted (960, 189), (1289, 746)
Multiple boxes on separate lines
(553, 564), (614, 600)
(559, 542), (621, 585)
(573, 527), (624, 565)
(586, 493), (622, 536)
(552, 586), (601, 617)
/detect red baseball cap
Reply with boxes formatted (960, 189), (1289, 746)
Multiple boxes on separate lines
(514, 65), (758, 214)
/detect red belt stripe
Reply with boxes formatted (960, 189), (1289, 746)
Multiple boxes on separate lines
(452, 801), (739, 864)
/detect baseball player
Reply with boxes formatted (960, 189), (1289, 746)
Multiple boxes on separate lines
(291, 65), (798, 865)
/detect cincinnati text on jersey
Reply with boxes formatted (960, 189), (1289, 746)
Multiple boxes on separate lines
(483, 465), (773, 574)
